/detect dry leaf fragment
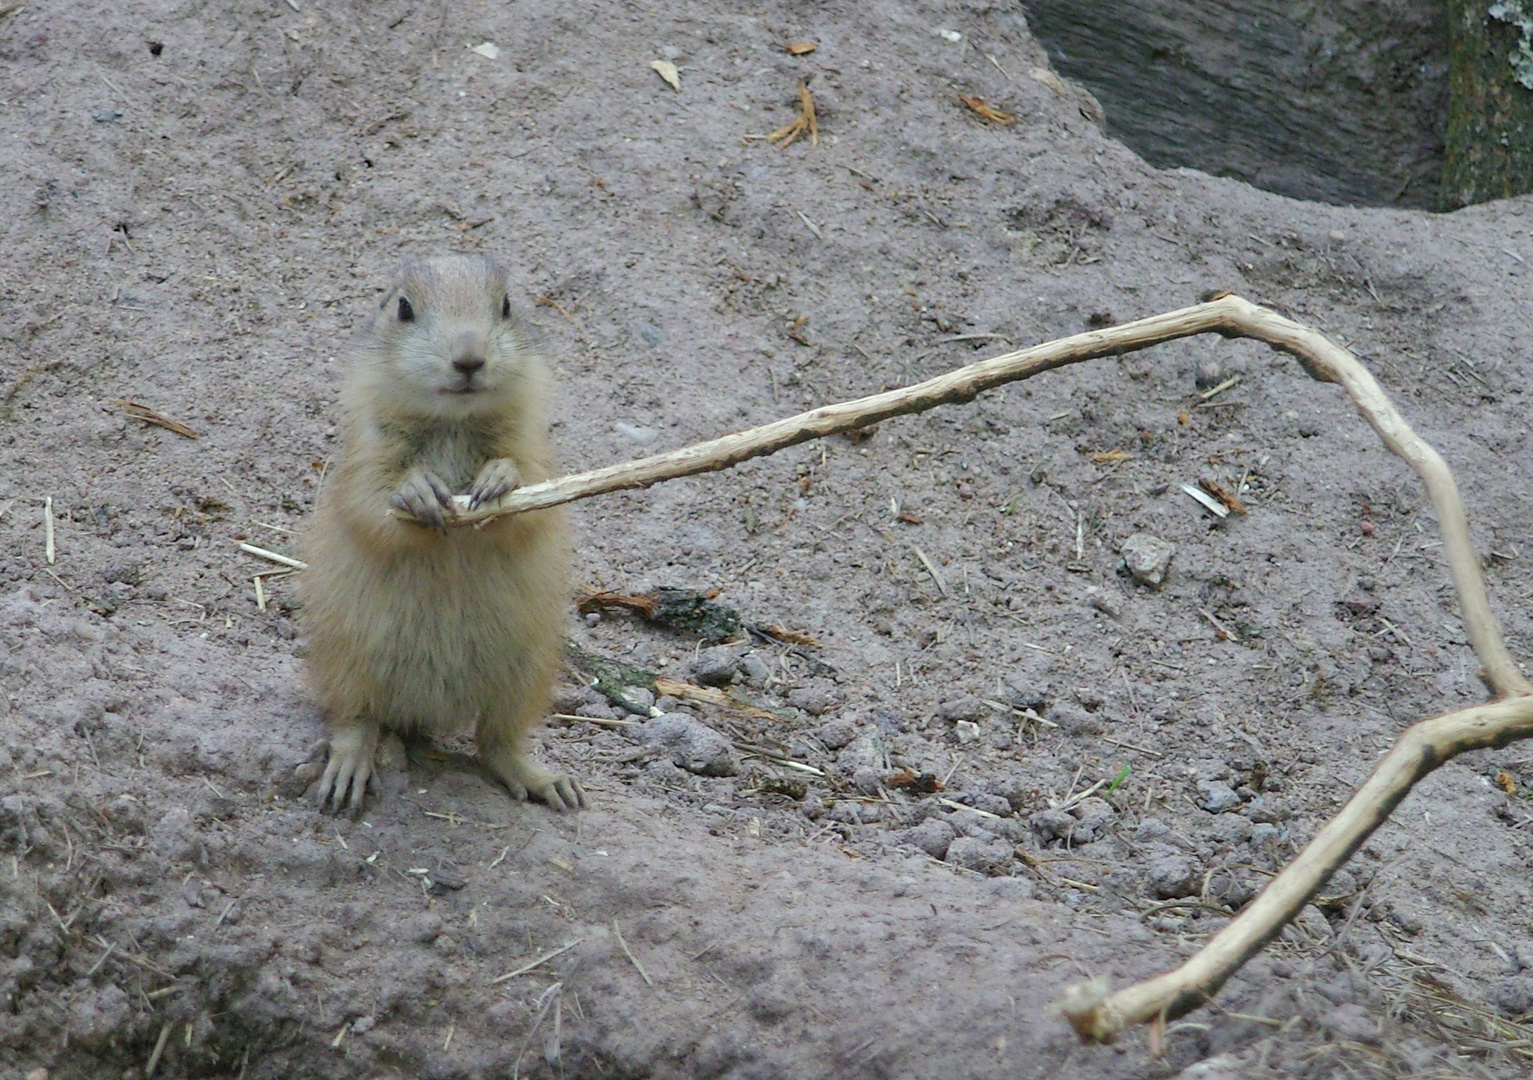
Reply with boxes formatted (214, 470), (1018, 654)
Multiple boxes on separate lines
(1089, 449), (1134, 463)
(109, 398), (199, 439)
(958, 93), (1016, 126)
(1028, 66), (1067, 97)
(650, 59), (681, 91)
(785, 41), (816, 55)
(760, 623), (821, 648)
(469, 42), (500, 60)
(1495, 770), (1517, 795)
(767, 82), (818, 149)
(1198, 477), (1249, 515)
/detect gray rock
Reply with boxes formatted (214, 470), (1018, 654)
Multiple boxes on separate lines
(1029, 808), (1081, 843)
(1194, 356), (1222, 389)
(851, 766), (886, 794)
(981, 776), (1032, 813)
(550, 684), (592, 713)
(636, 714), (740, 776)
(937, 695), (986, 723)
(1206, 813), (1252, 846)
(1047, 703), (1101, 736)
(1244, 795), (1290, 823)
(1121, 533), (1175, 587)
(787, 684), (839, 715)
(402, 912), (444, 944)
(1494, 975), (1533, 1017)
(1087, 589), (1122, 618)
(620, 685), (656, 711)
(1004, 680), (1047, 711)
(1146, 854), (1202, 899)
(953, 720), (982, 744)
(815, 717), (859, 750)
(968, 793), (1014, 817)
(1513, 940), (1533, 972)
(827, 800), (863, 825)
(944, 836), (1014, 875)
(738, 653), (772, 683)
(1249, 822), (1281, 846)
(575, 700), (619, 721)
(836, 731), (887, 775)
(1195, 779), (1241, 814)
(1070, 797), (1116, 842)
(899, 817), (956, 859)
(692, 647), (739, 687)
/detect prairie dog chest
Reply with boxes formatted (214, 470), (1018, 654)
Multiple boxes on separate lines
(389, 418), (499, 492)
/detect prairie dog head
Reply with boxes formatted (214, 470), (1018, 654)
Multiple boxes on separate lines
(352, 255), (544, 420)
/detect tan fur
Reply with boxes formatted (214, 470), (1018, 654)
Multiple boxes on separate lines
(299, 255), (581, 813)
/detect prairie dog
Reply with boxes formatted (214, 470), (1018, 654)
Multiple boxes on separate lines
(299, 255), (582, 813)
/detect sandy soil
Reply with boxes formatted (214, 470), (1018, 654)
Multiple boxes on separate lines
(3, 2), (1533, 1078)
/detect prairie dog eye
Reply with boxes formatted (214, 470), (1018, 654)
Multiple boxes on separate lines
(501, 295), (511, 320)
(397, 296), (415, 322)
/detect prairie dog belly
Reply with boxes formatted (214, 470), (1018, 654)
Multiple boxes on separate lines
(305, 510), (568, 735)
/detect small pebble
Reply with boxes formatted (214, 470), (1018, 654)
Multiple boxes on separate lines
(787, 684), (838, 715)
(692, 647), (739, 686)
(636, 714), (739, 776)
(815, 717), (859, 750)
(953, 720), (982, 744)
(1194, 357), (1222, 389)
(738, 653), (772, 683)
(1249, 822), (1281, 846)
(1087, 589), (1122, 618)
(836, 731), (886, 774)
(575, 700), (619, 721)
(944, 836), (1013, 875)
(1146, 854), (1202, 899)
(620, 685), (656, 710)
(899, 817), (956, 859)
(1195, 779), (1241, 814)
(1120, 533), (1174, 587)
(937, 695), (986, 723)
(1029, 808), (1080, 843)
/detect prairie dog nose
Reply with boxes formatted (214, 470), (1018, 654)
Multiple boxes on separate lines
(451, 329), (488, 375)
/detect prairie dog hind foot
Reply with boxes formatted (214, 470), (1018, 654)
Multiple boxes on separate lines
(481, 739), (586, 812)
(313, 722), (380, 814)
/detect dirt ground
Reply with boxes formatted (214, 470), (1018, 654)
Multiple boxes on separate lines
(3, 2), (1533, 1078)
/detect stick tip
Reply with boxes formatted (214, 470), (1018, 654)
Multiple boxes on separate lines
(1054, 976), (1118, 1042)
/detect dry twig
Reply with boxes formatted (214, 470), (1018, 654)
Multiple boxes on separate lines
(384, 292), (1531, 1046)
(767, 83), (818, 148)
(1058, 695), (1533, 1044)
(409, 291), (1525, 696)
(109, 398), (199, 439)
(958, 93), (1016, 125)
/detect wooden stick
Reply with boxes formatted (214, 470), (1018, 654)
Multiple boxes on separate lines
(238, 541), (309, 571)
(1057, 694), (1533, 1043)
(416, 293), (1526, 694)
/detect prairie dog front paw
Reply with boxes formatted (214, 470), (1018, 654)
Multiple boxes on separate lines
(465, 457), (523, 509)
(390, 467), (456, 531)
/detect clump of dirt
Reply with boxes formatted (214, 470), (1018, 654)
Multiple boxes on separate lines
(3, 2), (1533, 1079)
